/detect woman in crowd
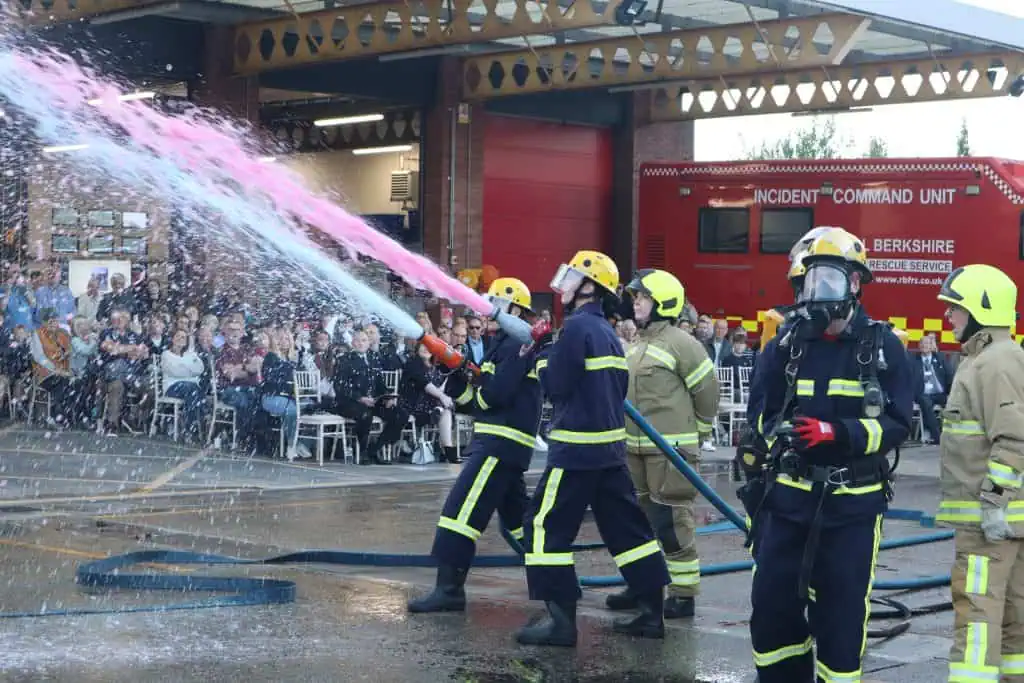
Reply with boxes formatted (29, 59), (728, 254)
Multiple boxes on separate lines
(70, 316), (99, 426)
(260, 328), (312, 461)
(29, 309), (75, 424)
(398, 340), (457, 463)
(160, 328), (208, 444)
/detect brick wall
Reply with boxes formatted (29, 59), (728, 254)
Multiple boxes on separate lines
(421, 57), (485, 274)
(611, 91), (694, 278)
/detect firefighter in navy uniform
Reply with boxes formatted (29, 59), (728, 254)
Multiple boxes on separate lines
(748, 227), (913, 683)
(515, 250), (670, 647)
(406, 277), (544, 614)
(737, 227), (826, 493)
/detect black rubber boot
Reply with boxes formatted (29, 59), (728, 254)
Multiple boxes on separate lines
(664, 595), (695, 619)
(406, 565), (468, 613)
(612, 589), (665, 639)
(514, 601), (578, 647)
(604, 586), (639, 611)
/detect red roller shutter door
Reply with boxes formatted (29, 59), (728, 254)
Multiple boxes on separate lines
(482, 115), (613, 301)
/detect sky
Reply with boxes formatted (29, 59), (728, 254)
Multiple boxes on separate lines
(693, 0), (1024, 161)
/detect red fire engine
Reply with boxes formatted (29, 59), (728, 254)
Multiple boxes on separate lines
(637, 157), (1024, 349)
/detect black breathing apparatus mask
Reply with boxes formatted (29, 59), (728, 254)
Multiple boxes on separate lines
(798, 263), (857, 335)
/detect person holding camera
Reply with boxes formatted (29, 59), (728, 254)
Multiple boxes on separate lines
(746, 227), (913, 683)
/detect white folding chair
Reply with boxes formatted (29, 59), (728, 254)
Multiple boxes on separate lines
(713, 366), (736, 447)
(27, 372), (52, 424)
(293, 369), (348, 466)
(149, 359), (184, 442)
(207, 369), (238, 450)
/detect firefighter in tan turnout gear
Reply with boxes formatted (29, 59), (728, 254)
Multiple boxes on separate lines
(935, 264), (1024, 683)
(605, 269), (719, 618)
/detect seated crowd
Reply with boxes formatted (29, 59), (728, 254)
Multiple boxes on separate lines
(0, 265), (514, 465)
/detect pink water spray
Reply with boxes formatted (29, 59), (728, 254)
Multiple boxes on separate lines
(6, 46), (496, 319)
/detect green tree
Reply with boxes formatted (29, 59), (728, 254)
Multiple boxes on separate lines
(957, 118), (971, 157)
(864, 136), (888, 158)
(744, 117), (844, 160)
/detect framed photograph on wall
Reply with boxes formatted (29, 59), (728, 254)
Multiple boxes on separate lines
(87, 210), (116, 228)
(122, 212), (149, 230)
(86, 235), (115, 254)
(120, 236), (147, 256)
(51, 235), (79, 254)
(51, 208), (79, 227)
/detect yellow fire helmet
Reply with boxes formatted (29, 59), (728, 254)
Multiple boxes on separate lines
(787, 226), (833, 281)
(937, 264), (1018, 329)
(550, 249), (620, 297)
(760, 308), (785, 349)
(625, 269), (685, 320)
(800, 227), (873, 283)
(487, 277), (533, 314)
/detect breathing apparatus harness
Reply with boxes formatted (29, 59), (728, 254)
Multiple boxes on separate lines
(741, 304), (899, 599)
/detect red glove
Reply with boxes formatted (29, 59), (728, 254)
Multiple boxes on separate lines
(792, 417), (837, 450)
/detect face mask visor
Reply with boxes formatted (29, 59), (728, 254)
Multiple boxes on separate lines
(801, 264), (851, 304)
(550, 264), (586, 296)
(488, 294), (512, 315)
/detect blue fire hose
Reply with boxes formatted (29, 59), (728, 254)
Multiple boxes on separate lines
(4, 400), (952, 622)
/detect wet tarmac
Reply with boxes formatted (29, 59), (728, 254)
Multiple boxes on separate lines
(0, 426), (952, 682)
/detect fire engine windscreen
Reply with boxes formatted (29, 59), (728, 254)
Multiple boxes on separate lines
(801, 264), (852, 303)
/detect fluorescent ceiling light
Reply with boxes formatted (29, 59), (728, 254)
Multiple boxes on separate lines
(87, 91), (157, 106)
(314, 113), (385, 127)
(42, 144), (89, 154)
(351, 145), (413, 156)
(258, 156), (277, 163)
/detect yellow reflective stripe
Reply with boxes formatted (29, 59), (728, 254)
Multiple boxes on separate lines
(437, 516), (482, 541)
(958, 622), (992, 674)
(859, 418), (883, 454)
(475, 422), (535, 448)
(945, 419), (985, 435)
(966, 555), (990, 596)
(807, 586), (817, 602)
(757, 413), (764, 434)
(988, 461), (1023, 489)
(816, 660), (862, 682)
(584, 355), (628, 371)
(667, 559), (700, 586)
(455, 385), (474, 406)
(696, 420), (712, 433)
(626, 432), (699, 448)
(752, 636), (813, 667)
(548, 428), (627, 444)
(476, 391), (490, 411)
(527, 369), (538, 380)
(1002, 654), (1024, 675)
(859, 515), (882, 661)
(947, 663), (999, 681)
(454, 455), (497, 522)
(612, 539), (662, 568)
(827, 378), (864, 397)
(508, 527), (524, 540)
(796, 379), (815, 397)
(525, 468), (573, 567)
(776, 473), (881, 496)
(937, 500), (984, 523)
(480, 362), (495, 375)
(644, 344), (677, 372)
(536, 358), (548, 371)
(684, 358), (713, 389)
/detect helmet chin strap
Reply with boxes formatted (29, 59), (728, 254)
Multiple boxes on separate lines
(957, 314), (982, 343)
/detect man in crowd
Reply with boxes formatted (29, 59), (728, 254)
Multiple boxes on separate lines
(913, 332), (953, 444)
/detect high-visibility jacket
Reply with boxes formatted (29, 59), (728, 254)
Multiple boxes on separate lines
(539, 301), (629, 470)
(446, 331), (544, 470)
(625, 320), (719, 456)
(937, 328), (1024, 531)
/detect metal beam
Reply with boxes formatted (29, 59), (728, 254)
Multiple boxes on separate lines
(232, 0), (621, 75)
(462, 13), (871, 99)
(19, 0), (166, 25)
(645, 52), (1024, 121)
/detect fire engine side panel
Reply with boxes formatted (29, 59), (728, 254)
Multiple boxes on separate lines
(638, 160), (1024, 346)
